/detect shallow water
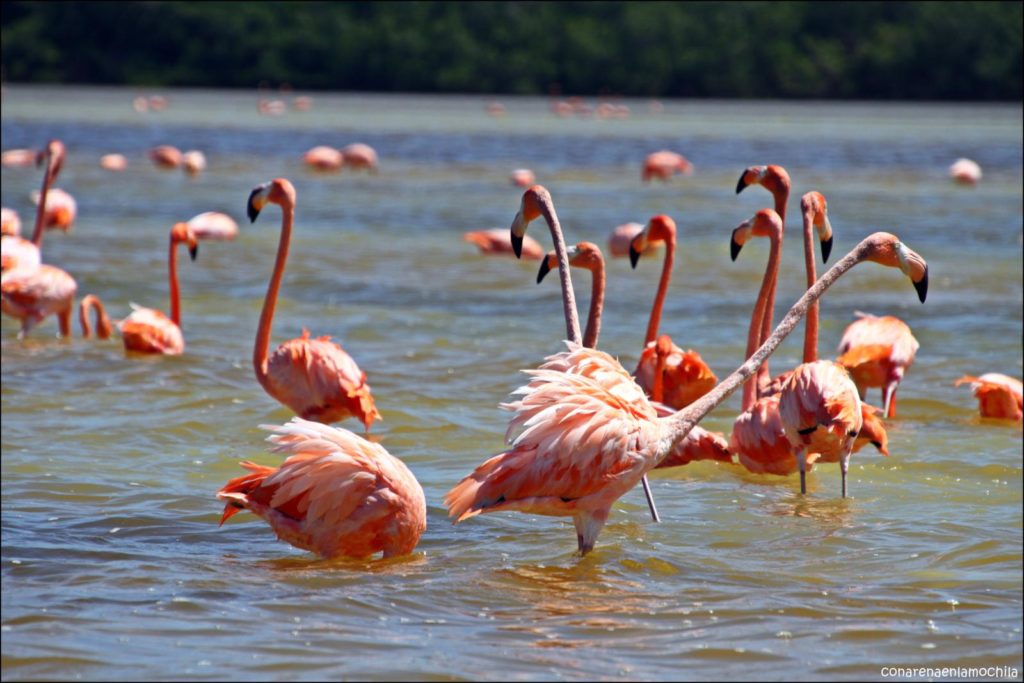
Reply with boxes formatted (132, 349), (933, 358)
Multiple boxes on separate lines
(2, 85), (1022, 681)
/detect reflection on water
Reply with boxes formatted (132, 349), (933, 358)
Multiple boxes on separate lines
(2, 86), (1022, 680)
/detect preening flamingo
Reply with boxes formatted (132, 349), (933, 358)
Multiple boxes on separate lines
(642, 150), (693, 183)
(186, 211), (239, 241)
(955, 374), (1022, 421)
(117, 222), (198, 355)
(629, 215), (717, 410)
(837, 312), (920, 418)
(341, 143), (378, 173)
(607, 222), (657, 259)
(217, 417), (426, 560)
(949, 158), (982, 185)
(1, 208), (21, 237)
(446, 230), (929, 554)
(247, 178), (381, 431)
(149, 145), (182, 170)
(78, 294), (113, 339)
(30, 187), (77, 232)
(463, 228), (544, 260)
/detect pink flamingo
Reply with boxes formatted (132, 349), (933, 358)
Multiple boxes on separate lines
(78, 294), (113, 339)
(302, 146), (343, 171)
(100, 154), (128, 171)
(607, 221), (657, 259)
(1, 149), (38, 167)
(186, 211), (239, 241)
(1, 208), (21, 237)
(447, 225), (929, 553)
(247, 178), (381, 432)
(642, 150), (693, 183)
(149, 145), (182, 170)
(955, 373), (1022, 421)
(837, 312), (920, 418)
(949, 158), (982, 185)
(30, 187), (77, 233)
(217, 417), (426, 560)
(117, 222), (198, 355)
(629, 215), (718, 410)
(2, 140), (65, 273)
(341, 143), (378, 173)
(463, 228), (544, 260)
(182, 150), (207, 176)
(510, 169), (535, 187)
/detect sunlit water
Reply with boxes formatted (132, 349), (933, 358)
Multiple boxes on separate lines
(2, 85), (1022, 681)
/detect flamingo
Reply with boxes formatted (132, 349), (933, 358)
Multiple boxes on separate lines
(736, 164), (791, 395)
(949, 158), (982, 185)
(302, 146), (343, 171)
(510, 169), (535, 188)
(1, 208), (21, 236)
(99, 154), (128, 171)
(1, 149), (38, 167)
(629, 215), (717, 410)
(149, 145), (182, 169)
(341, 143), (378, 173)
(463, 228), (544, 260)
(116, 222), (198, 355)
(186, 211), (239, 241)
(217, 417), (426, 560)
(837, 312), (920, 418)
(2, 140), (65, 273)
(607, 221), (656, 259)
(30, 187), (77, 233)
(447, 229), (929, 553)
(955, 374), (1023, 421)
(247, 178), (381, 432)
(78, 294), (113, 339)
(641, 151), (693, 183)
(537, 244), (732, 471)
(182, 150), (207, 176)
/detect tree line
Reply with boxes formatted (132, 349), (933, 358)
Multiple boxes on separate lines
(1, 1), (1020, 100)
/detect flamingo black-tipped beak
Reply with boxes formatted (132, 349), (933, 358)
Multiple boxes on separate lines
(735, 172), (750, 194)
(247, 184), (270, 223)
(247, 195), (261, 223)
(730, 238), (743, 261)
(536, 258), (553, 284)
(629, 244), (642, 269)
(821, 235), (833, 263)
(510, 231), (523, 259)
(189, 244), (199, 261)
(913, 265), (929, 303)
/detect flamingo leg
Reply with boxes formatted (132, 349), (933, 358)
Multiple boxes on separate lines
(883, 381), (898, 418)
(640, 475), (660, 523)
(58, 308), (72, 338)
(798, 447), (808, 495)
(840, 447), (852, 498)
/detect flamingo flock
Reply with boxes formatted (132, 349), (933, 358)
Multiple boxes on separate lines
(3, 135), (1016, 564)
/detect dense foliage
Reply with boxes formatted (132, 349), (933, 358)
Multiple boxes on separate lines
(2, 1), (1020, 100)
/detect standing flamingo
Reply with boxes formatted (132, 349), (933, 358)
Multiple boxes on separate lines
(303, 146), (343, 171)
(447, 230), (929, 553)
(629, 215), (718, 409)
(247, 178), (381, 432)
(955, 374), (1023, 421)
(538, 244), (732, 470)
(949, 158), (982, 185)
(78, 294), (113, 339)
(341, 143), (378, 173)
(2, 140), (65, 273)
(30, 187), (77, 232)
(186, 211), (239, 241)
(217, 417), (426, 560)
(642, 151), (693, 183)
(117, 222), (198, 355)
(149, 145), (182, 170)
(836, 312), (920, 418)
(463, 228), (543, 260)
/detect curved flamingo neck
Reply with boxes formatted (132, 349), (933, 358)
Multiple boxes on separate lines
(168, 239), (182, 326)
(31, 159), (56, 248)
(802, 207), (819, 363)
(538, 198), (581, 345)
(743, 230), (782, 411)
(651, 347), (668, 403)
(644, 235), (675, 344)
(666, 239), (873, 452)
(582, 261), (605, 349)
(253, 199), (293, 382)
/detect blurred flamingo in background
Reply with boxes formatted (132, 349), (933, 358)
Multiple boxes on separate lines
(463, 227), (543, 259)
(607, 221), (656, 259)
(642, 150), (693, 183)
(217, 417), (427, 559)
(182, 150), (207, 176)
(1, 149), (37, 167)
(186, 211), (239, 241)
(1, 208), (21, 237)
(629, 215), (717, 410)
(100, 153), (128, 171)
(149, 145), (182, 169)
(117, 221), (198, 355)
(510, 168), (535, 187)
(31, 187), (77, 232)
(837, 312), (920, 418)
(78, 294), (113, 339)
(949, 158), (982, 185)
(341, 143), (378, 173)
(247, 178), (381, 432)
(302, 146), (343, 171)
(955, 373), (1022, 421)
(2, 139), (64, 273)
(448, 222), (930, 553)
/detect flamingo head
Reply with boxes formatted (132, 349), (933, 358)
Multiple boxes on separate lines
(537, 241), (603, 284)
(736, 164), (791, 201)
(855, 403), (889, 456)
(510, 185), (549, 259)
(863, 233), (929, 303)
(730, 208), (783, 261)
(629, 214), (676, 268)
(247, 178), (296, 223)
(801, 191), (834, 262)
(171, 222), (199, 261)
(37, 139), (66, 182)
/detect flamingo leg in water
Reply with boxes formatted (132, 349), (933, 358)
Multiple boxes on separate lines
(798, 447), (808, 495)
(883, 381), (898, 418)
(640, 476), (661, 523)
(840, 447), (852, 498)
